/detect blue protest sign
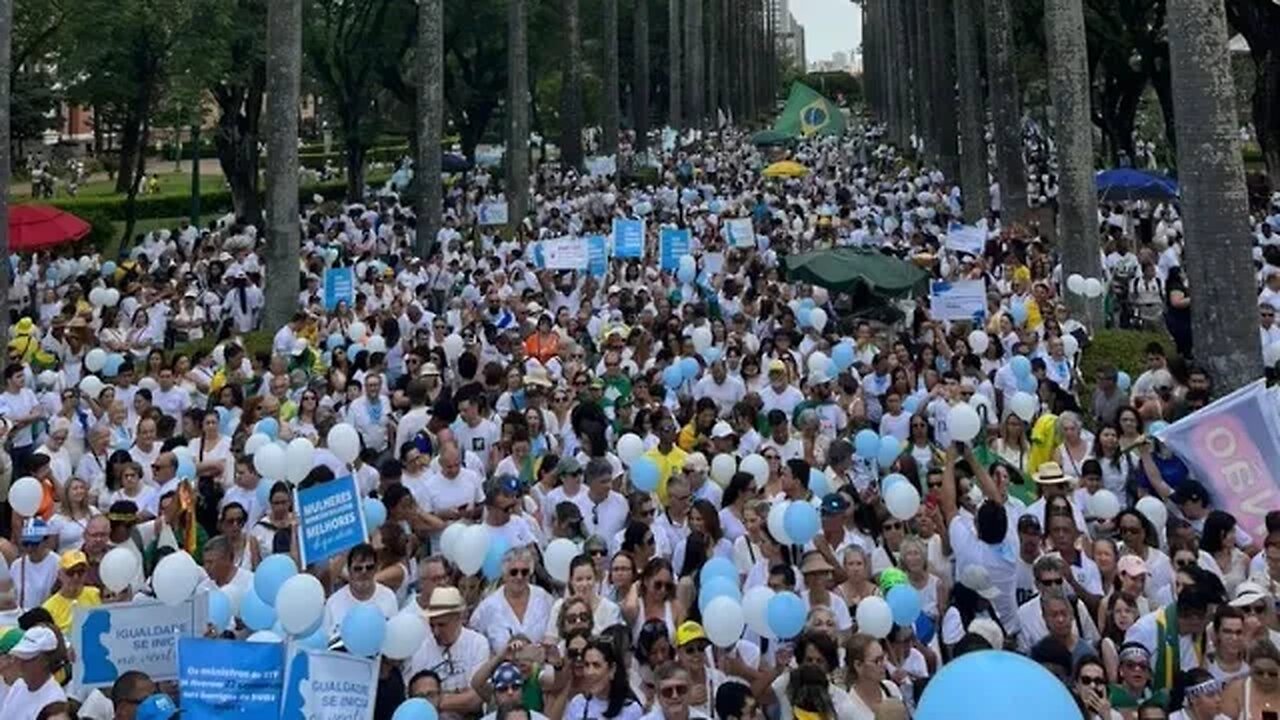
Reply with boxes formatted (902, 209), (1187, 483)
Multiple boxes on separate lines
(659, 227), (692, 272)
(73, 594), (210, 688)
(295, 474), (368, 567)
(613, 218), (645, 259)
(280, 647), (379, 720)
(323, 267), (355, 311)
(587, 235), (609, 278)
(179, 638), (284, 719)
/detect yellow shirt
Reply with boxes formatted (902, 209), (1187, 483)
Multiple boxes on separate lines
(643, 446), (688, 505)
(42, 587), (102, 635)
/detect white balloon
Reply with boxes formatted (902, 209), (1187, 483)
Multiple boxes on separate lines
(766, 501), (794, 546)
(366, 335), (387, 353)
(968, 330), (990, 355)
(884, 481), (922, 521)
(244, 433), (272, 457)
(1009, 391), (1039, 422)
(616, 434), (645, 466)
(1062, 334), (1080, 358)
(9, 477), (42, 517)
(326, 423), (361, 464)
(856, 596), (894, 638)
(970, 394), (997, 428)
(100, 547), (141, 593)
(544, 538), (580, 584)
(247, 631), (282, 643)
(254, 443), (286, 481)
(1084, 278), (1105, 299)
(104, 289), (121, 307)
(1086, 490), (1122, 521)
(806, 352), (830, 377)
(691, 326), (713, 353)
(85, 349), (108, 372)
(348, 321), (369, 342)
(285, 438), (316, 483)
(382, 613), (428, 660)
(442, 334), (465, 361)
(1266, 342), (1280, 367)
(710, 454), (737, 487)
(275, 574), (326, 635)
(1136, 496), (1168, 529)
(948, 404), (981, 442)
(440, 524), (467, 564)
(88, 288), (107, 307)
(739, 454), (769, 488)
(703, 596), (746, 648)
(809, 308), (828, 332)
(153, 552), (200, 606)
(1066, 273), (1086, 295)
(455, 524), (492, 575)
(79, 375), (104, 399)
(742, 586), (776, 639)
(812, 288), (830, 305)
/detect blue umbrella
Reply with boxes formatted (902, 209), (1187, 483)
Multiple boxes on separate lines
(1095, 169), (1179, 202)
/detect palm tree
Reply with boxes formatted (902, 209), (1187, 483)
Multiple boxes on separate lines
(560, 0), (585, 170)
(415, 0), (444, 257)
(954, 0), (987, 223)
(669, 0), (683, 127)
(1044, 0), (1102, 325)
(983, 0), (1028, 225)
(507, 0), (530, 225)
(929, 0), (959, 180)
(0, 0), (10, 365)
(602, 0), (620, 156)
(1167, 0), (1261, 391)
(263, 0), (301, 330)
(632, 0), (651, 153)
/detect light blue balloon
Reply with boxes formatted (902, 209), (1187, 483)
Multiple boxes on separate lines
(766, 591), (807, 639)
(876, 436), (901, 467)
(882, 473), (910, 492)
(915, 650), (1083, 720)
(903, 395), (921, 414)
(340, 604), (387, 657)
(854, 429), (880, 459)
(663, 365), (684, 390)
(699, 557), (738, 584)
(799, 298), (816, 310)
(101, 261), (117, 277)
(1116, 371), (1132, 393)
(327, 333), (346, 351)
(1017, 374), (1037, 393)
(176, 457), (196, 481)
(256, 481), (272, 509)
(783, 502), (819, 545)
(363, 498), (387, 530)
(698, 576), (741, 614)
(677, 264), (696, 283)
(482, 535), (510, 582)
(701, 347), (722, 364)
(103, 353), (125, 377)
(1147, 420), (1169, 435)
(208, 589), (232, 631)
(1010, 355), (1031, 378)
(796, 306), (812, 328)
(255, 417), (280, 441)
(254, 554), (298, 607)
(680, 356), (701, 380)
(832, 342), (855, 371)
(1010, 301), (1029, 326)
(297, 624), (329, 651)
(631, 457), (660, 493)
(240, 588), (277, 632)
(887, 584), (923, 626)
(347, 343), (365, 359)
(808, 468), (831, 498)
(392, 698), (440, 720)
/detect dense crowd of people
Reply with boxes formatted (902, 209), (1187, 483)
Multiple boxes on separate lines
(0, 119), (1277, 720)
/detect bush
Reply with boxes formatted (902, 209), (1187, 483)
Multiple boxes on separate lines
(172, 329), (273, 363)
(78, 210), (120, 254)
(1079, 328), (1171, 380)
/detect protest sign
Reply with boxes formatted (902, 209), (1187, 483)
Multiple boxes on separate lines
(929, 280), (987, 323)
(477, 201), (509, 226)
(280, 647), (378, 720)
(296, 474), (368, 567)
(73, 594), (210, 688)
(945, 223), (987, 256)
(659, 227), (692, 272)
(178, 638), (284, 719)
(542, 236), (589, 270)
(323, 267), (355, 311)
(585, 155), (617, 177)
(1156, 380), (1280, 542)
(613, 218), (645, 259)
(587, 235), (609, 277)
(725, 218), (755, 249)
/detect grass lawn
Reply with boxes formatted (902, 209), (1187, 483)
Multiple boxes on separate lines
(73, 170), (223, 198)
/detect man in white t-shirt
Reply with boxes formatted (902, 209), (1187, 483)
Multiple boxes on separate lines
(0, 626), (66, 720)
(322, 543), (398, 634)
(405, 587), (489, 720)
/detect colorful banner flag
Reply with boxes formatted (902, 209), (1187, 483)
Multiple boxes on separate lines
(772, 82), (847, 138)
(587, 235), (609, 277)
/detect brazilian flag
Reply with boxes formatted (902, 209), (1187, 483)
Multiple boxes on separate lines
(772, 82), (846, 138)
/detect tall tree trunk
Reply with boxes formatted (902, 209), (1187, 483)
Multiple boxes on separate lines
(911, 0), (933, 156)
(212, 77), (265, 225)
(742, 0), (755, 121)
(1167, 0), (1260, 390)
(1045, 0), (1102, 327)
(559, 0), (584, 170)
(119, 85), (154, 249)
(954, 0), (987, 223)
(1255, 53), (1280, 190)
(983, 0), (1029, 226)
(415, 0), (443, 257)
(888, 0), (910, 147)
(707, 0), (719, 124)
(264, 0), (301, 331)
(668, 0), (683, 128)
(602, 0), (620, 156)
(507, 0), (530, 225)
(929, 0), (959, 180)
(865, 1), (880, 121)
(0, 0), (10, 357)
(115, 114), (140, 195)
(684, 0), (703, 128)
(342, 124), (366, 204)
(632, 0), (650, 154)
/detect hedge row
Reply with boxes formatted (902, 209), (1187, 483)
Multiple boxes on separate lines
(299, 145), (409, 170)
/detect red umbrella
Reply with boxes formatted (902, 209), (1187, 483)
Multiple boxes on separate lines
(9, 205), (92, 253)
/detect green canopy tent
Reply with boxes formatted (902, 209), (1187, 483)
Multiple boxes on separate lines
(785, 248), (929, 325)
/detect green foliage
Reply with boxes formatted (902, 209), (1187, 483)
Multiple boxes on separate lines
(12, 68), (63, 143)
(1079, 328), (1171, 393)
(173, 330), (273, 363)
(78, 210), (120, 254)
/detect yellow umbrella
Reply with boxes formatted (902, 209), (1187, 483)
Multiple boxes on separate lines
(762, 160), (809, 178)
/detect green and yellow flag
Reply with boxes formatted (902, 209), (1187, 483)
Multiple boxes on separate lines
(772, 82), (846, 138)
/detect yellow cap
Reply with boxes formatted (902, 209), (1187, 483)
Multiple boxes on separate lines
(675, 620), (708, 648)
(59, 550), (88, 570)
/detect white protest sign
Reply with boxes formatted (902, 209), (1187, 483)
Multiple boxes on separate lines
(73, 594), (211, 688)
(725, 218), (755, 249)
(945, 223), (987, 256)
(478, 201), (510, 225)
(930, 280), (987, 322)
(542, 236), (589, 270)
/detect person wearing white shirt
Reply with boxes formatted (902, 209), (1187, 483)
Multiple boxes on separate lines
(405, 587), (490, 720)
(453, 396), (500, 464)
(756, 363), (804, 418)
(414, 445), (485, 548)
(1260, 304), (1280, 355)
(0, 626), (66, 720)
(345, 374), (394, 454)
(692, 364), (745, 417)
(1015, 556), (1101, 655)
(322, 544), (399, 634)
(469, 546), (554, 652)
(581, 458), (629, 542)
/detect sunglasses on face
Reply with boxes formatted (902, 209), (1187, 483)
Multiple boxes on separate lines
(652, 580), (674, 592)
(660, 684), (690, 699)
(1039, 577), (1064, 587)
(1242, 603), (1268, 615)
(351, 563), (377, 573)
(1078, 676), (1107, 688)
(566, 611), (591, 623)
(508, 567), (531, 578)
(1252, 666), (1280, 678)
(589, 548), (608, 557)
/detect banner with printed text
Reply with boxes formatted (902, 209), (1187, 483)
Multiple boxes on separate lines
(929, 280), (987, 323)
(659, 227), (692, 272)
(179, 638), (284, 719)
(73, 594), (210, 688)
(279, 647), (378, 720)
(296, 474), (368, 567)
(725, 218), (755, 249)
(613, 218), (645, 259)
(587, 235), (609, 277)
(323, 267), (355, 311)
(542, 236), (589, 271)
(477, 201), (510, 226)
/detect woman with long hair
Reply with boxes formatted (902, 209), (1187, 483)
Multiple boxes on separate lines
(217, 501), (260, 572)
(546, 555), (623, 642)
(834, 546), (879, 620)
(49, 476), (101, 551)
(718, 472), (757, 546)
(731, 500), (767, 578)
(905, 414), (942, 480)
(1221, 638), (1280, 719)
(674, 499), (732, 575)
(606, 550), (637, 604)
(251, 481), (294, 558)
(1093, 423), (1135, 497)
(622, 557), (685, 643)
(989, 412), (1031, 480)
(564, 638), (643, 719)
(1099, 592), (1141, 682)
(900, 537), (947, 623)
(190, 409), (233, 490)
(1200, 510), (1249, 597)
(844, 633), (902, 719)
(372, 521), (410, 606)
(1114, 509), (1174, 604)
(630, 620), (674, 706)
(1073, 655), (1119, 720)
(1054, 411), (1095, 478)
(289, 389), (321, 443)
(1116, 407), (1145, 451)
